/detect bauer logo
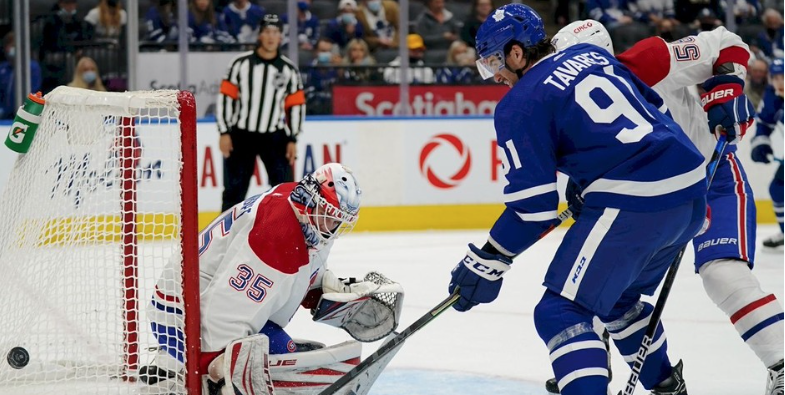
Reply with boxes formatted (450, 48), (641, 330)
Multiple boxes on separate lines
(419, 134), (471, 189)
(697, 237), (738, 252)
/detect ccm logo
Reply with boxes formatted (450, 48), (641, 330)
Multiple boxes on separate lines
(463, 256), (505, 278)
(572, 257), (587, 283)
(701, 89), (735, 106)
(574, 21), (593, 33)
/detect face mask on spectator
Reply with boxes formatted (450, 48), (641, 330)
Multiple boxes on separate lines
(659, 31), (674, 41)
(82, 71), (97, 84)
(107, 0), (119, 7)
(341, 13), (357, 25)
(317, 52), (331, 63)
(367, 0), (381, 13)
(5, 47), (14, 61)
(58, 8), (77, 19)
(297, 1), (309, 11)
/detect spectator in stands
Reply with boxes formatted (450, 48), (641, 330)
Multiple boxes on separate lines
(67, 56), (106, 91)
(436, 40), (477, 84)
(324, 0), (365, 49)
(674, 0), (722, 26)
(357, 0), (400, 50)
(383, 34), (434, 84)
(0, 32), (42, 120)
(627, 0), (677, 25)
(221, 0), (265, 43)
(752, 9), (784, 60)
(415, 0), (461, 50)
(587, 0), (634, 30)
(40, 0), (85, 93)
(305, 37), (341, 115)
(188, 0), (235, 44)
(655, 17), (677, 41)
(460, 0), (494, 48)
(342, 38), (376, 82)
(696, 7), (722, 32)
(282, 0), (320, 50)
(145, 0), (179, 43)
(84, 0), (127, 41)
(747, 58), (770, 107)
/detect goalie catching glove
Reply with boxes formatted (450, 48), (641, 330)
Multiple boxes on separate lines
(312, 270), (404, 342)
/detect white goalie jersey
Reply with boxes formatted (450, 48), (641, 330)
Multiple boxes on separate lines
(148, 183), (333, 355)
(616, 26), (751, 160)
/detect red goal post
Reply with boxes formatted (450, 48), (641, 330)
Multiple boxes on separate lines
(0, 87), (201, 395)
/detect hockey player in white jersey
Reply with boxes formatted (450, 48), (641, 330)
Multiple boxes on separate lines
(548, 21), (785, 395)
(141, 163), (404, 395)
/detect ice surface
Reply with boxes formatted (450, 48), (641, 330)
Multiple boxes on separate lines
(285, 225), (785, 395)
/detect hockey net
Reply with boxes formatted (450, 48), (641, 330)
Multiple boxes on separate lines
(0, 87), (200, 394)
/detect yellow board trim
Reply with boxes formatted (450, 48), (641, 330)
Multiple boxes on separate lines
(24, 200), (778, 246)
(199, 200), (778, 232)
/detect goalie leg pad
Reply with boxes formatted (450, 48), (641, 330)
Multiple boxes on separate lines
(533, 290), (609, 395)
(215, 334), (276, 395)
(269, 340), (362, 394)
(700, 259), (784, 367)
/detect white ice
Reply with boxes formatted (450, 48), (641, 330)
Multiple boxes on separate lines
(285, 224), (785, 395)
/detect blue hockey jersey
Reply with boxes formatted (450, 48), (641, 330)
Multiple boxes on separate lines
(490, 43), (706, 255)
(755, 85), (784, 138)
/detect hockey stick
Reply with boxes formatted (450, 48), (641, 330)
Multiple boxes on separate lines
(318, 289), (461, 395)
(319, 205), (579, 395)
(620, 135), (727, 395)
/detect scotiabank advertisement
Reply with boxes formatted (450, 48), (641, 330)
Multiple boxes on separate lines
(332, 86), (508, 116)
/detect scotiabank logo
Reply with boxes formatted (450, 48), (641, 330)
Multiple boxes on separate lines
(419, 134), (471, 189)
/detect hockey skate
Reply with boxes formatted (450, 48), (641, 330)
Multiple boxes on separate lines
(762, 233), (784, 250)
(545, 329), (612, 394)
(649, 360), (687, 395)
(766, 360), (784, 395)
(139, 349), (185, 395)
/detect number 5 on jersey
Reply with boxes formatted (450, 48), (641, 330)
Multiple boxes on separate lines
(229, 264), (275, 303)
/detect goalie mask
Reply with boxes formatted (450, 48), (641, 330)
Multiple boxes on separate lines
(290, 163), (361, 248)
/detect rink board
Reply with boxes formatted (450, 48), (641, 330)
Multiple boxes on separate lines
(0, 118), (778, 232)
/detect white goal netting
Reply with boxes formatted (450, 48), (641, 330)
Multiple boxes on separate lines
(0, 87), (199, 395)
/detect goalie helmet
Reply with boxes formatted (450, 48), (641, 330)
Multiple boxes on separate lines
(290, 163), (361, 248)
(552, 19), (614, 55)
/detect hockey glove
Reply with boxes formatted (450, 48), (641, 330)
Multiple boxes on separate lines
(751, 135), (774, 164)
(448, 243), (512, 312)
(701, 75), (755, 144)
(565, 178), (585, 220)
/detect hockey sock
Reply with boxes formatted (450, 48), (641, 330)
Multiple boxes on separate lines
(534, 290), (609, 395)
(700, 259), (785, 367)
(601, 298), (671, 390)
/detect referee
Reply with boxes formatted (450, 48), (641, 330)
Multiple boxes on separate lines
(216, 13), (305, 211)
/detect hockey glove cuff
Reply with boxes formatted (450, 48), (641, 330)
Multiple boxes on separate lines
(448, 243), (512, 312)
(566, 178), (585, 220)
(701, 75), (755, 144)
(751, 135), (773, 163)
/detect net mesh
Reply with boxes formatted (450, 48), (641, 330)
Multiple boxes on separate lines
(0, 87), (194, 394)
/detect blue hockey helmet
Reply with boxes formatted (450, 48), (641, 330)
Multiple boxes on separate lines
(474, 3), (547, 80)
(770, 58), (784, 76)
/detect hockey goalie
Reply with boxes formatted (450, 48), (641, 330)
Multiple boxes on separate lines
(142, 163), (404, 395)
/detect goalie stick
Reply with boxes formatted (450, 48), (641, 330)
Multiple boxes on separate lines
(619, 135), (728, 395)
(319, 204), (580, 395)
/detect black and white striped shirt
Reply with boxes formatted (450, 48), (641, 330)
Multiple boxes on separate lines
(216, 51), (305, 140)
